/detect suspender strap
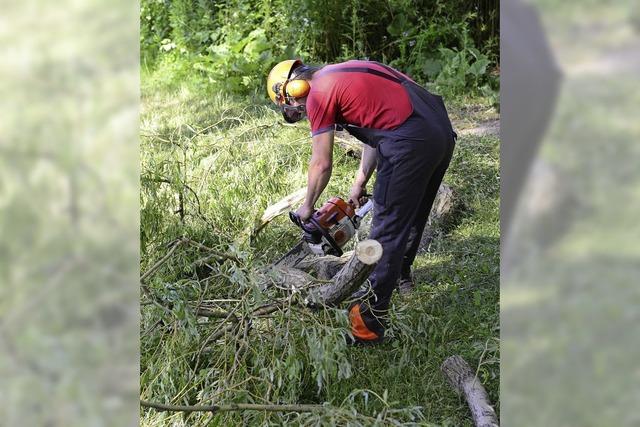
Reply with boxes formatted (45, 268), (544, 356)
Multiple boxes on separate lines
(317, 65), (406, 84)
(374, 61), (413, 82)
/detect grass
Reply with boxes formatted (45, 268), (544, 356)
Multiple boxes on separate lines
(140, 61), (499, 426)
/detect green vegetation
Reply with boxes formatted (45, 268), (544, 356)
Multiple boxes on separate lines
(141, 0), (499, 100)
(141, 1), (499, 425)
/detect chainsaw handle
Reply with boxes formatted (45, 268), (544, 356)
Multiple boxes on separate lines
(348, 193), (372, 208)
(288, 211), (316, 233)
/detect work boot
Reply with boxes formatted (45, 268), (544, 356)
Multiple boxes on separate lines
(350, 281), (373, 301)
(397, 277), (416, 296)
(346, 301), (385, 346)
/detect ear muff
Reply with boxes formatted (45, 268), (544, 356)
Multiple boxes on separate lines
(285, 79), (310, 99)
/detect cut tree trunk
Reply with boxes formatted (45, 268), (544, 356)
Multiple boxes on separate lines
(295, 251), (351, 280)
(305, 240), (382, 307)
(263, 240), (382, 307)
(418, 183), (455, 251)
(441, 355), (499, 427)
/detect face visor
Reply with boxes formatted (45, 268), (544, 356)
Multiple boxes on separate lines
(280, 103), (306, 123)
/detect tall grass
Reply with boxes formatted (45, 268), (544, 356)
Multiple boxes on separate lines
(140, 64), (499, 425)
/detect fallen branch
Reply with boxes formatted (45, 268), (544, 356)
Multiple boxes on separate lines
(141, 238), (241, 285)
(194, 307), (239, 320)
(142, 175), (215, 229)
(141, 238), (241, 317)
(140, 399), (322, 414)
(201, 303), (284, 347)
(140, 240), (185, 315)
(183, 238), (242, 264)
(252, 187), (307, 238)
(140, 239), (185, 284)
(441, 355), (499, 427)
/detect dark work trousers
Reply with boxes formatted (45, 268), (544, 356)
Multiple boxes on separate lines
(343, 75), (456, 337)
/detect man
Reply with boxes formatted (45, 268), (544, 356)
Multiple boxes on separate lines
(267, 59), (456, 344)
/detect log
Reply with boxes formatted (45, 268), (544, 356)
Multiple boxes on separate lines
(357, 183), (456, 252)
(441, 355), (499, 427)
(252, 187), (306, 238)
(335, 131), (363, 159)
(418, 183), (455, 251)
(305, 240), (382, 307)
(295, 251), (351, 280)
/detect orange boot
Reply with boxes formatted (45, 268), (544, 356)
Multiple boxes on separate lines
(347, 302), (385, 345)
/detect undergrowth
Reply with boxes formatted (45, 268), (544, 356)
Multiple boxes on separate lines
(140, 67), (499, 425)
(141, 0), (499, 102)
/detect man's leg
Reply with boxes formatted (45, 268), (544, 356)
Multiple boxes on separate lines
(400, 140), (455, 282)
(349, 138), (445, 340)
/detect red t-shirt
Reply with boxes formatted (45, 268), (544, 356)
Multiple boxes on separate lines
(306, 61), (414, 136)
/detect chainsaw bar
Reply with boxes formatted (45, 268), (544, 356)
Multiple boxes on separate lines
(276, 199), (374, 267)
(274, 240), (312, 267)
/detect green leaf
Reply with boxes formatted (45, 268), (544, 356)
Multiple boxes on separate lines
(422, 59), (442, 78)
(387, 14), (408, 37)
(468, 58), (490, 77)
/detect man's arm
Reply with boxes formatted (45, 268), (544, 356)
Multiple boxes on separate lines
(349, 144), (377, 207)
(296, 130), (334, 221)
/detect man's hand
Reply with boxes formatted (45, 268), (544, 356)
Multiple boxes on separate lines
(295, 204), (315, 222)
(348, 183), (367, 208)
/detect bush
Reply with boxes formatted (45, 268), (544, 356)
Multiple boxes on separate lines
(140, 0), (499, 100)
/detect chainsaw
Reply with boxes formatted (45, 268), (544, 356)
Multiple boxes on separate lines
(288, 196), (374, 256)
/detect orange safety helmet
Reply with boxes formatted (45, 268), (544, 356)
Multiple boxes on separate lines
(267, 59), (311, 123)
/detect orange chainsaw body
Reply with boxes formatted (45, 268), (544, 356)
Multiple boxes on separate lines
(311, 197), (357, 248)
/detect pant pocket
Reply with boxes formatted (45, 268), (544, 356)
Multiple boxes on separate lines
(373, 142), (394, 206)
(373, 170), (390, 206)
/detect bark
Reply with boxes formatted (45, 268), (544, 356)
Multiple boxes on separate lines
(264, 240), (382, 307)
(260, 265), (317, 293)
(441, 355), (499, 427)
(295, 251), (351, 280)
(305, 240), (382, 307)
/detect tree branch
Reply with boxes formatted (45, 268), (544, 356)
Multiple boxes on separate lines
(184, 238), (242, 264)
(140, 239), (184, 283)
